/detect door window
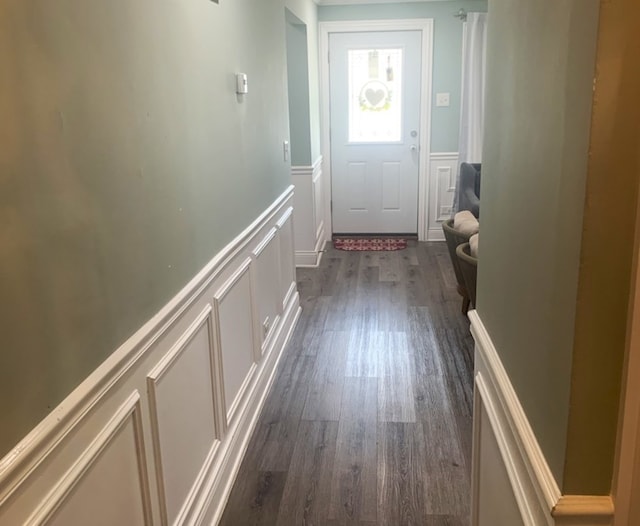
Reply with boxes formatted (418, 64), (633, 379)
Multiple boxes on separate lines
(348, 48), (403, 143)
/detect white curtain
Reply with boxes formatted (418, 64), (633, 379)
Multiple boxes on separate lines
(454, 12), (488, 213)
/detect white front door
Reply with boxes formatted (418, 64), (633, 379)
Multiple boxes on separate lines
(329, 30), (422, 234)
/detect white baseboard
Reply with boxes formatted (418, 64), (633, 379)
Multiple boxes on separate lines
(295, 232), (326, 268)
(0, 186), (301, 526)
(295, 250), (323, 267)
(469, 310), (614, 526)
(427, 227), (445, 242)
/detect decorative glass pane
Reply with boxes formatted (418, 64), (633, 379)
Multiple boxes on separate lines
(348, 48), (403, 143)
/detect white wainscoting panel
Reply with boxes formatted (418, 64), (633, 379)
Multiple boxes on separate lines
(475, 401), (524, 526)
(276, 206), (296, 313)
(147, 307), (220, 525)
(0, 186), (301, 526)
(293, 156), (326, 267)
(469, 310), (615, 526)
(428, 152), (459, 241)
(214, 259), (258, 427)
(251, 227), (282, 354)
(29, 393), (151, 526)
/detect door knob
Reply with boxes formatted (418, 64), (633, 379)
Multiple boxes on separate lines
(410, 144), (418, 151)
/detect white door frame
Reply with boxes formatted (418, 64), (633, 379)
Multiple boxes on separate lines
(319, 19), (434, 241)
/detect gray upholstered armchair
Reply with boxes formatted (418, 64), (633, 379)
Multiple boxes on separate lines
(442, 219), (473, 313)
(456, 242), (477, 309)
(459, 163), (481, 218)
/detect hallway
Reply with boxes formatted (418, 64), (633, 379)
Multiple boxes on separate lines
(220, 241), (474, 525)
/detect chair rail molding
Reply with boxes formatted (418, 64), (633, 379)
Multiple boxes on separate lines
(0, 185), (301, 526)
(469, 310), (615, 526)
(292, 156), (326, 267)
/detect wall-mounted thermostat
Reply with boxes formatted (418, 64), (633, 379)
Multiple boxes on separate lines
(236, 73), (248, 94)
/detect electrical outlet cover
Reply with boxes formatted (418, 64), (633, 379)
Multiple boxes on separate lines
(436, 92), (450, 107)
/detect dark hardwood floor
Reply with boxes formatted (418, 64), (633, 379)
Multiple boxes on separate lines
(220, 241), (474, 526)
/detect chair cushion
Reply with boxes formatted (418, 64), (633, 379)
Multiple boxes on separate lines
(453, 210), (479, 236)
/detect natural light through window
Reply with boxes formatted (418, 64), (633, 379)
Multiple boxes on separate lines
(348, 48), (403, 143)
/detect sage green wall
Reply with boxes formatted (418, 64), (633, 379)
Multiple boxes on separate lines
(318, 0), (488, 153)
(0, 0), (318, 458)
(286, 0), (322, 164)
(286, 16), (313, 166)
(476, 0), (600, 486)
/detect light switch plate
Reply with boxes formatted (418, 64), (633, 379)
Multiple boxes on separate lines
(436, 92), (450, 107)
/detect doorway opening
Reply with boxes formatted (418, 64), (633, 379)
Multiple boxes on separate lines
(320, 19), (434, 241)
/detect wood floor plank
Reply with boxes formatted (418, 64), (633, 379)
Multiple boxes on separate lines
(276, 420), (339, 526)
(328, 419), (378, 523)
(378, 332), (416, 423)
(325, 252), (362, 331)
(345, 329), (383, 378)
(411, 371), (455, 428)
(405, 264), (431, 307)
(424, 515), (469, 526)
(259, 354), (315, 424)
(422, 401), (470, 516)
(248, 418), (303, 472)
(436, 328), (474, 417)
(325, 521), (377, 526)
(355, 264), (380, 311)
(376, 282), (409, 332)
(339, 377), (378, 422)
(378, 422), (428, 526)
(378, 252), (401, 282)
(315, 255), (343, 297)
(408, 307), (443, 377)
(219, 470), (287, 526)
(300, 295), (332, 356)
(435, 248), (459, 292)
(302, 331), (349, 421)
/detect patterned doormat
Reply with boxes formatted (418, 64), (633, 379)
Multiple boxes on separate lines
(333, 238), (408, 251)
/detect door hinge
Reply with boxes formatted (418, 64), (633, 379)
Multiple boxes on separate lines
(330, 200), (333, 212)
(328, 51), (330, 63)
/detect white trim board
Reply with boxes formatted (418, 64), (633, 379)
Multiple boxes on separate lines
(430, 152), (459, 161)
(319, 19), (434, 241)
(428, 151), (458, 242)
(469, 310), (615, 526)
(293, 156), (326, 267)
(0, 187), (301, 526)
